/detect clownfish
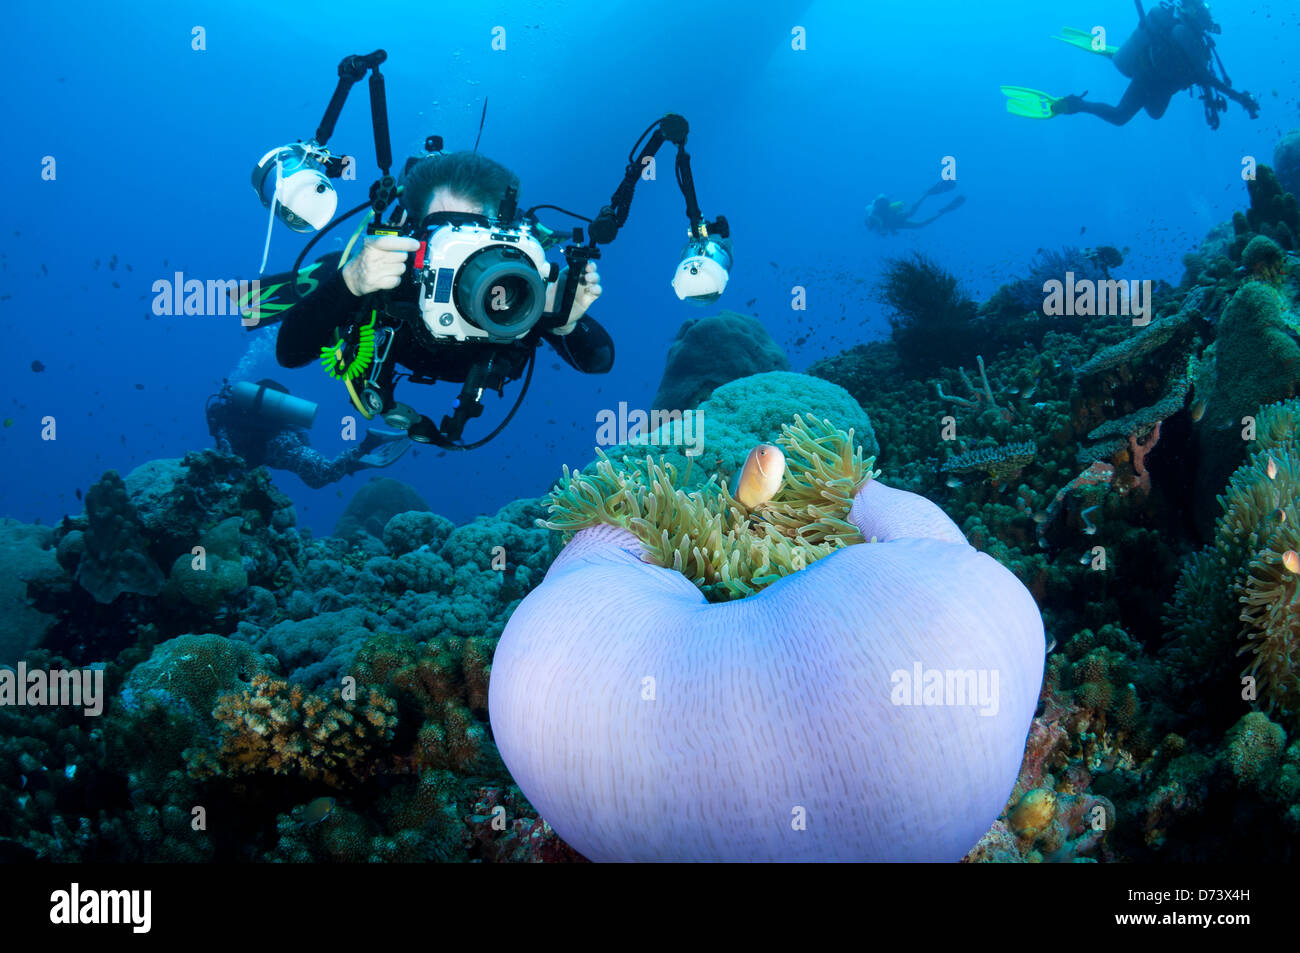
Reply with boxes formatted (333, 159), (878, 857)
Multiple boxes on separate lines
(732, 444), (786, 509)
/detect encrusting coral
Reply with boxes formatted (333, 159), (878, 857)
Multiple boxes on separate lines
(541, 415), (877, 601)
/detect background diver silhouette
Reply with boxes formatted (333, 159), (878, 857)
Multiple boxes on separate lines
(865, 180), (966, 235)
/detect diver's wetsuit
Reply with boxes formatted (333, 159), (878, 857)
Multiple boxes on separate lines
(1061, 4), (1255, 126)
(276, 267), (615, 379)
(207, 402), (363, 489)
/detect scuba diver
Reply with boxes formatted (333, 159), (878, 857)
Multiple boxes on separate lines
(1002, 0), (1259, 129)
(242, 52), (730, 451)
(865, 181), (965, 235)
(206, 379), (409, 488)
(270, 149), (613, 447)
(273, 151), (612, 444)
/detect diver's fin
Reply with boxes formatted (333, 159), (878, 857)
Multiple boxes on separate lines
(923, 179), (958, 198)
(357, 429), (412, 468)
(1053, 27), (1118, 57)
(912, 195), (967, 227)
(1001, 86), (1063, 120)
(228, 251), (345, 330)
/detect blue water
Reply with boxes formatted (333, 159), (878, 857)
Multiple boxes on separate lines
(2, 0), (1295, 533)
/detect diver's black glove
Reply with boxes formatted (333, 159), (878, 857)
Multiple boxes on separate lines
(1053, 93), (1087, 116)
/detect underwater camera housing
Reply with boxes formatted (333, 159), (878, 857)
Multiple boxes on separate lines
(405, 210), (555, 343)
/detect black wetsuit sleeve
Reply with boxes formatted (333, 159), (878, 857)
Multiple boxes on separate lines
(276, 270), (364, 368)
(542, 313), (614, 374)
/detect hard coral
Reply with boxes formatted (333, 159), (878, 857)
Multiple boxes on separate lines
(1242, 234), (1286, 285)
(192, 674), (398, 787)
(75, 471), (164, 603)
(651, 310), (790, 411)
(351, 632), (500, 776)
(1222, 711), (1287, 786)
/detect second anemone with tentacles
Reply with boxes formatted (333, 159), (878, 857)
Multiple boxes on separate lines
(540, 415), (879, 601)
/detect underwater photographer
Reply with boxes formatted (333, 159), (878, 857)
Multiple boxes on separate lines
(244, 51), (730, 450)
(273, 150), (614, 446)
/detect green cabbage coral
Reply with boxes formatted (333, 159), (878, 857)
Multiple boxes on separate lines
(541, 416), (878, 602)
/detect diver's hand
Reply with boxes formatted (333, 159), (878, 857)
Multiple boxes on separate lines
(341, 234), (422, 296)
(545, 261), (603, 335)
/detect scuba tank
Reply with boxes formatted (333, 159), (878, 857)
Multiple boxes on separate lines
(230, 380), (319, 430)
(1113, 1), (1173, 78)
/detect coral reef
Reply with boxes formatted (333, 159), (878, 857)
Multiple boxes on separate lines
(1194, 284), (1300, 526)
(349, 631), (501, 776)
(1240, 165), (1300, 251)
(651, 310), (789, 411)
(1169, 397), (1300, 728)
(941, 441), (1037, 485)
(1275, 129), (1300, 197)
(334, 477), (431, 544)
(163, 516), (248, 614)
(74, 470), (165, 604)
(0, 519), (58, 664)
(598, 370), (877, 488)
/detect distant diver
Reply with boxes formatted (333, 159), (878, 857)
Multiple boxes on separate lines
(1002, 0), (1259, 129)
(865, 181), (966, 235)
(206, 380), (409, 488)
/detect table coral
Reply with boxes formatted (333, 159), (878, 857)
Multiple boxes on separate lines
(941, 441), (1036, 485)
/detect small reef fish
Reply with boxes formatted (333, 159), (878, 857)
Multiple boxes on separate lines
(733, 444), (786, 509)
(1266, 456), (1278, 480)
(1283, 551), (1300, 575)
(299, 796), (337, 826)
